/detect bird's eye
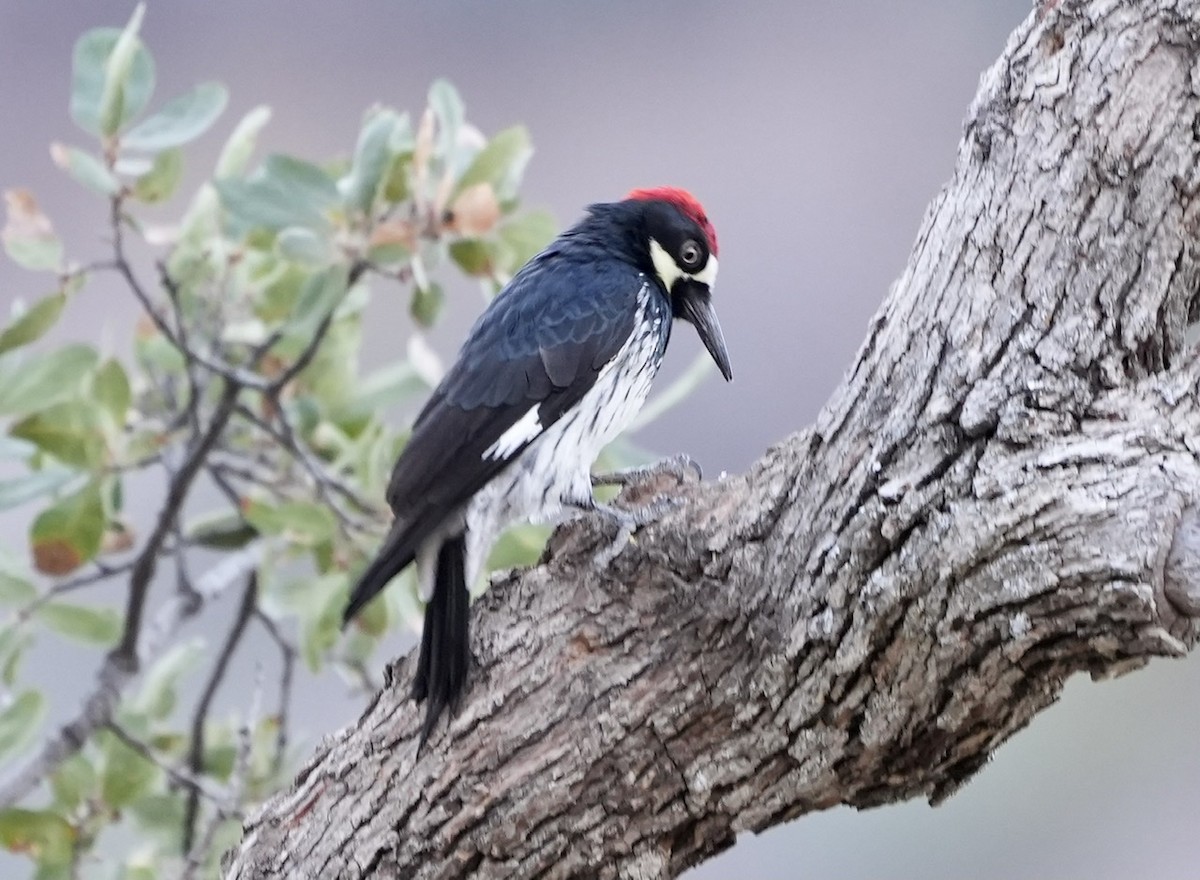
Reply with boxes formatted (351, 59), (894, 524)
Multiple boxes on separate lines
(679, 239), (703, 269)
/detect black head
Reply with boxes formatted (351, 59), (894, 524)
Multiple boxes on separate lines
(625, 187), (731, 381)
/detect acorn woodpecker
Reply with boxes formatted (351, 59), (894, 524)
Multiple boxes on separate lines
(343, 187), (732, 747)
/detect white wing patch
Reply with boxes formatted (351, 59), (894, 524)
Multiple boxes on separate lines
(483, 405), (543, 460)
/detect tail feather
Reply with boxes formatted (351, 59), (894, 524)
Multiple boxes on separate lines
(343, 521), (415, 627)
(413, 532), (471, 751)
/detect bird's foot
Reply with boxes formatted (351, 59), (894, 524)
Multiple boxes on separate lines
(591, 453), (702, 488)
(590, 497), (682, 568)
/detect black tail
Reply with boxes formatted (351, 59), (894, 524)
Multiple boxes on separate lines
(343, 521), (415, 626)
(412, 532), (471, 751)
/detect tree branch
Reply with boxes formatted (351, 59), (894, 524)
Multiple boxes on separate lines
(224, 2), (1200, 877)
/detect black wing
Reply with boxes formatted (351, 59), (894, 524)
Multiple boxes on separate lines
(387, 253), (646, 553)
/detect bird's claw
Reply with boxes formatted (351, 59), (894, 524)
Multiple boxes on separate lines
(591, 453), (702, 488)
(590, 497), (683, 568)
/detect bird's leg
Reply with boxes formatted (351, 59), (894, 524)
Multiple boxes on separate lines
(591, 452), (702, 488)
(585, 497), (682, 568)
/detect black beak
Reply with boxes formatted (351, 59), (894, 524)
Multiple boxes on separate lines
(675, 280), (733, 381)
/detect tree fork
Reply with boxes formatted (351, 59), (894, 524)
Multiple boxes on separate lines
(225, 1), (1200, 876)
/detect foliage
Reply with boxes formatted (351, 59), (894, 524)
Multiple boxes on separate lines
(0, 6), (712, 876)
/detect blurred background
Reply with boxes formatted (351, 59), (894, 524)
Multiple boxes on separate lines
(3, 1), (1199, 877)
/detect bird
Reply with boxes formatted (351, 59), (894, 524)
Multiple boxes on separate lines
(342, 186), (732, 748)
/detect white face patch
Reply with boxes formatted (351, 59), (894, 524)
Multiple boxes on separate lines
(648, 238), (718, 293)
(483, 405), (543, 460)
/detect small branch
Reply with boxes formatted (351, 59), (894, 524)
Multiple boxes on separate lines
(181, 572), (258, 854)
(233, 402), (379, 530)
(182, 666), (263, 880)
(16, 558), (136, 620)
(107, 721), (228, 804)
(265, 259), (368, 395)
(254, 609), (297, 778)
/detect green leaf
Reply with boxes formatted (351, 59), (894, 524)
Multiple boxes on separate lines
(50, 143), (119, 196)
(122, 82), (228, 152)
(0, 293), (67, 356)
(343, 108), (399, 213)
(50, 754), (95, 812)
(38, 602), (121, 645)
(486, 524), (550, 572)
(92, 359), (132, 426)
(276, 226), (331, 267)
(186, 510), (258, 550)
(0, 569), (37, 605)
(0, 343), (99, 415)
(215, 105), (272, 178)
(70, 23), (155, 137)
(134, 639), (204, 719)
(100, 730), (159, 808)
(497, 209), (556, 273)
(29, 481), (107, 577)
(456, 125), (532, 201)
(448, 239), (492, 277)
(0, 808), (74, 867)
(0, 692), (44, 761)
(10, 402), (107, 468)
(428, 79), (464, 168)
(131, 148), (183, 203)
(0, 469), (77, 512)
(1, 191), (63, 272)
(339, 361), (425, 420)
(215, 154), (340, 233)
(289, 264), (348, 336)
(410, 282), (444, 328)
(627, 350), (715, 432)
(243, 499), (335, 546)
(98, 5), (148, 136)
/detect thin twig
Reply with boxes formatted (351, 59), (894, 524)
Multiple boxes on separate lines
(16, 558), (136, 620)
(106, 721), (228, 803)
(181, 666), (263, 880)
(254, 609), (297, 778)
(181, 572), (258, 854)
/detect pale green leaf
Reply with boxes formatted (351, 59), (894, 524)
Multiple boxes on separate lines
(122, 82), (228, 151)
(275, 226), (330, 266)
(410, 282), (444, 328)
(92, 359), (132, 426)
(343, 108), (398, 213)
(215, 105), (272, 178)
(98, 4), (147, 136)
(0, 569), (37, 605)
(0, 470), (77, 512)
(2, 190), (63, 273)
(496, 209), (556, 273)
(131, 148), (183, 203)
(428, 79), (464, 165)
(243, 499), (335, 546)
(456, 125), (532, 201)
(0, 293), (66, 356)
(70, 24), (155, 137)
(50, 143), (119, 196)
(29, 482), (107, 577)
(0, 343), (99, 415)
(50, 754), (95, 812)
(0, 808), (74, 867)
(38, 602), (121, 646)
(9, 402), (107, 469)
(100, 730), (159, 808)
(0, 692), (45, 761)
(215, 154), (339, 233)
(134, 639), (204, 719)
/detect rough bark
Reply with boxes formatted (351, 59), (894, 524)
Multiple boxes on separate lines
(224, 2), (1200, 877)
